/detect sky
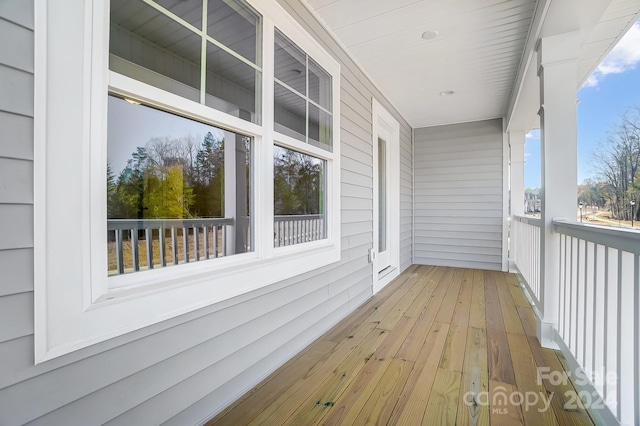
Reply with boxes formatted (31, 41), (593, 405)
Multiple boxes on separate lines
(524, 20), (640, 188)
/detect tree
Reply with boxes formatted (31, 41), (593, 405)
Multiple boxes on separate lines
(274, 147), (323, 215)
(591, 105), (640, 221)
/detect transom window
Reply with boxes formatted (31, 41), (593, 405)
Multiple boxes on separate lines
(274, 29), (333, 151)
(109, 0), (262, 123)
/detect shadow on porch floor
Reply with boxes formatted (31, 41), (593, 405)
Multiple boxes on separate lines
(209, 265), (595, 425)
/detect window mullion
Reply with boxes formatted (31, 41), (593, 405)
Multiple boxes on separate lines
(200, 0), (208, 105)
(305, 54), (309, 145)
(260, 17), (276, 258)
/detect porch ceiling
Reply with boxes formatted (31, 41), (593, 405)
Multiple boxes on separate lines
(305, 0), (640, 129)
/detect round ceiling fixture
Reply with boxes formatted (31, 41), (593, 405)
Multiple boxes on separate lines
(439, 90), (455, 96)
(421, 30), (439, 40)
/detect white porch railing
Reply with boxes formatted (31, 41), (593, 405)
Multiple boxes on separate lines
(553, 220), (640, 426)
(274, 214), (325, 247)
(512, 217), (640, 424)
(108, 218), (234, 275)
(512, 215), (542, 309)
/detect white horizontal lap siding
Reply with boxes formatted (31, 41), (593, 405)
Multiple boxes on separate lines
(0, 1), (415, 426)
(414, 119), (503, 271)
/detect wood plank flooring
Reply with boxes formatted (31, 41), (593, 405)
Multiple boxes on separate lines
(208, 265), (595, 426)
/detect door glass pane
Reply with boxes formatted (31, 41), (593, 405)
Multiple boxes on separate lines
(378, 137), (387, 253)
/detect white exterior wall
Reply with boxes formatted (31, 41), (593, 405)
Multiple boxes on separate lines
(413, 119), (504, 271)
(0, 0), (413, 424)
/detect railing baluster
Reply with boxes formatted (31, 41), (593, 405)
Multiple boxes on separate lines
(171, 227), (178, 266)
(183, 227), (189, 263)
(222, 225), (226, 256)
(204, 225), (209, 259)
(160, 227), (166, 267)
(193, 226), (199, 261)
(213, 225), (218, 258)
(634, 254), (639, 425)
(132, 228), (139, 272)
(617, 249), (622, 421)
(116, 229), (124, 274)
(146, 228), (153, 270)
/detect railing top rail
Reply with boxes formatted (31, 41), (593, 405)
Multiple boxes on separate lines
(107, 217), (234, 230)
(274, 214), (323, 221)
(513, 215), (542, 227)
(553, 218), (640, 255)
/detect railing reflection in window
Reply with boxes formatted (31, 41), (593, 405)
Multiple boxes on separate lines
(274, 215), (325, 247)
(107, 95), (253, 276)
(274, 145), (326, 247)
(108, 218), (242, 275)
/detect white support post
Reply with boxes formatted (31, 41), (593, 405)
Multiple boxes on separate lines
(509, 131), (526, 271)
(537, 31), (580, 349)
(509, 131), (526, 218)
(224, 130), (237, 256)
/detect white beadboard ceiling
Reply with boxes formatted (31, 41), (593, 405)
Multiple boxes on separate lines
(306, 0), (640, 129)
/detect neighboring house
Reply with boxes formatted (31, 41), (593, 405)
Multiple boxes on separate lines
(525, 193), (541, 213)
(1, 0), (639, 425)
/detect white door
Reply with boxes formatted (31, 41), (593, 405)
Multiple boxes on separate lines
(372, 100), (400, 293)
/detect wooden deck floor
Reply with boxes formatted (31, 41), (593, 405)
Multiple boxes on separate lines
(209, 265), (595, 425)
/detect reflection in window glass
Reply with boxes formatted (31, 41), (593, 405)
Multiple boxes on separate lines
(155, 0), (203, 29)
(205, 41), (260, 121)
(273, 28), (332, 150)
(308, 57), (332, 110)
(110, 0), (202, 102)
(308, 104), (332, 152)
(274, 82), (306, 141)
(107, 95), (253, 275)
(109, 0), (261, 123)
(273, 146), (326, 247)
(274, 29), (306, 95)
(208, 0), (259, 63)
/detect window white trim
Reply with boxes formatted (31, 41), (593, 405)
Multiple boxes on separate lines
(34, 0), (340, 363)
(372, 98), (400, 294)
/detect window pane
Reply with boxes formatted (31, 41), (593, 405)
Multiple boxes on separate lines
(110, 0), (202, 102)
(308, 104), (332, 152)
(275, 29), (306, 95)
(274, 146), (326, 247)
(378, 137), (387, 252)
(274, 82), (306, 141)
(205, 41), (261, 123)
(208, 0), (259, 64)
(107, 95), (253, 275)
(110, 0), (262, 122)
(154, 0), (202, 29)
(308, 57), (332, 111)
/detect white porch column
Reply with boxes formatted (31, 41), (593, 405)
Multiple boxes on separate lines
(537, 32), (580, 348)
(509, 131), (526, 272)
(509, 131), (526, 217)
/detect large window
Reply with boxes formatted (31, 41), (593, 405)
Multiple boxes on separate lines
(107, 95), (253, 277)
(35, 0), (340, 361)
